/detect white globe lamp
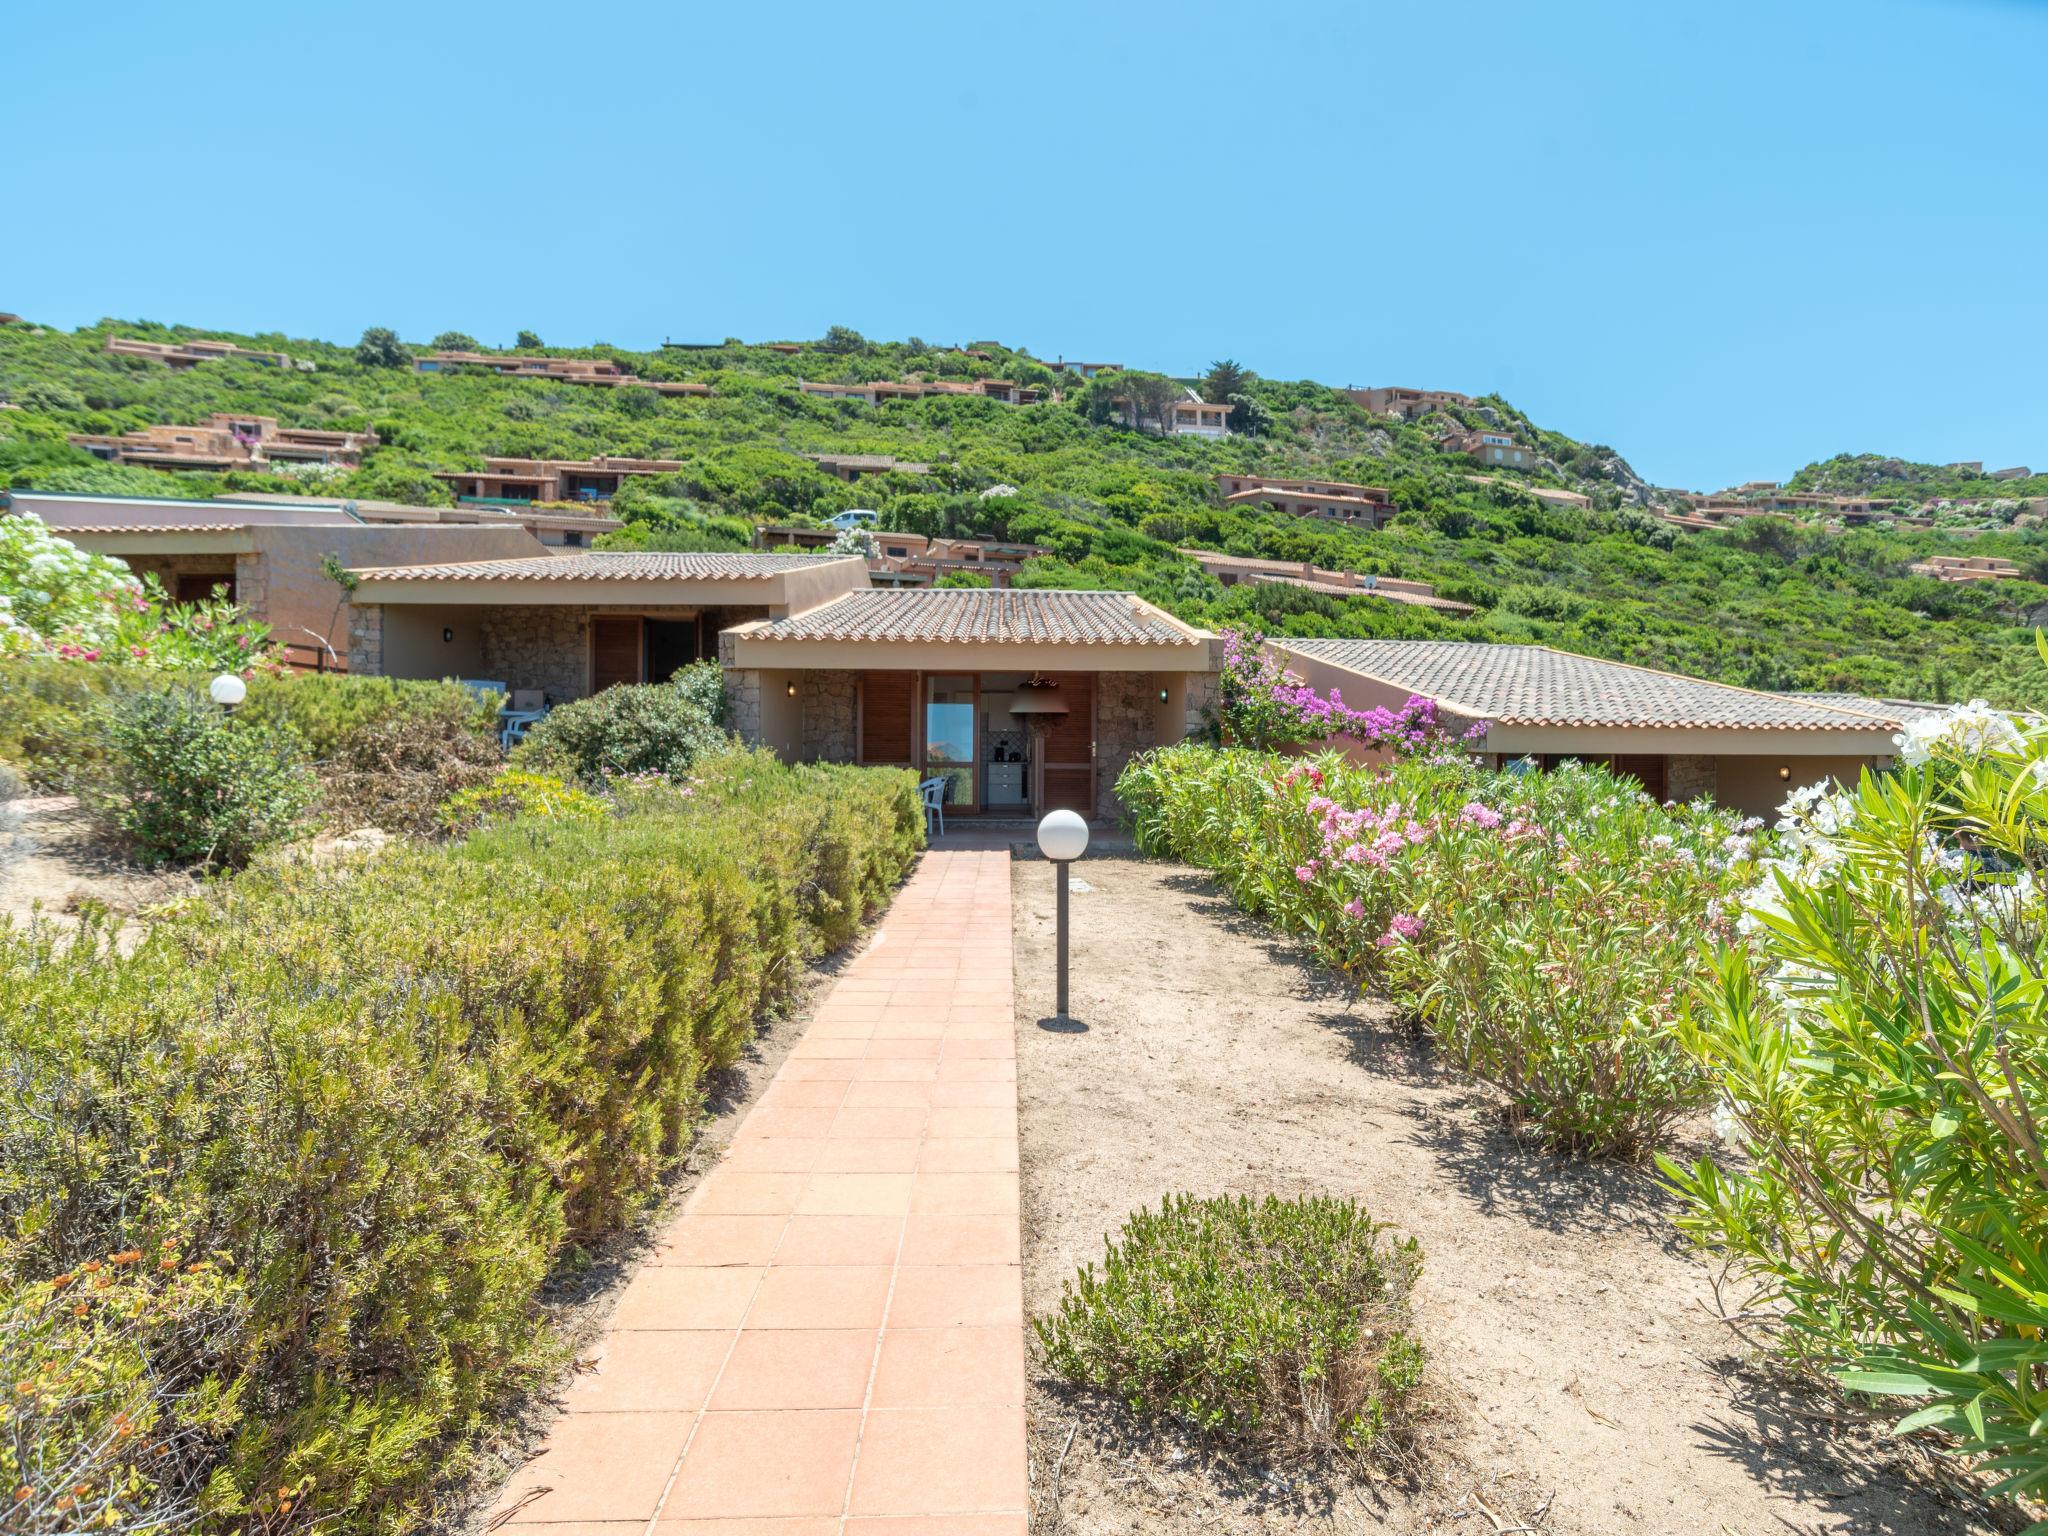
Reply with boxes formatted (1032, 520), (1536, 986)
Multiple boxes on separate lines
(1036, 808), (1089, 864)
(1036, 809), (1090, 1021)
(208, 672), (248, 709)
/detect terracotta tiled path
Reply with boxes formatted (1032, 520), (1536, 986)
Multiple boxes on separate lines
(493, 849), (1025, 1536)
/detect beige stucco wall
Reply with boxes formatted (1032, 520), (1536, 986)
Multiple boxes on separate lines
(1716, 754), (1883, 818)
(386, 605), (485, 679)
(255, 525), (544, 660)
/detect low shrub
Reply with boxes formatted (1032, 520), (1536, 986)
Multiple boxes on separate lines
(438, 768), (609, 835)
(0, 1241), (246, 1536)
(1119, 745), (1761, 1156)
(0, 747), (924, 1532)
(238, 674), (505, 833)
(239, 672), (499, 759)
(319, 709), (504, 834)
(1664, 701), (2048, 1513)
(1038, 1193), (1426, 1462)
(0, 659), (146, 787)
(514, 678), (723, 784)
(78, 686), (317, 866)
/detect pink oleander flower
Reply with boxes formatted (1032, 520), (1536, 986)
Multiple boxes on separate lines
(1294, 862), (1319, 883)
(1376, 912), (1423, 947)
(1343, 898), (1367, 920)
(1459, 801), (1503, 828)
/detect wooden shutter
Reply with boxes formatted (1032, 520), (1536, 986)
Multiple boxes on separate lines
(591, 617), (643, 693)
(859, 672), (915, 764)
(1039, 672), (1095, 816)
(1612, 755), (1669, 802)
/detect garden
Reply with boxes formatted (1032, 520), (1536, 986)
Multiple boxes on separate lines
(0, 519), (924, 1534)
(1013, 632), (2048, 1532)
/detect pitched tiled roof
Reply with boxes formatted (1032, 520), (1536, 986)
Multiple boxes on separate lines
(1275, 639), (1907, 731)
(747, 589), (1201, 645)
(1789, 692), (1950, 724)
(348, 552), (857, 582)
(43, 523), (252, 534)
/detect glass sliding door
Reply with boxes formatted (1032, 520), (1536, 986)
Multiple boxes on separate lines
(923, 674), (978, 813)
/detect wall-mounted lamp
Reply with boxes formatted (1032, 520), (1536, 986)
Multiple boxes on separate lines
(786, 680), (798, 697)
(1777, 764), (1791, 780)
(443, 627), (455, 643)
(1159, 687), (1170, 703)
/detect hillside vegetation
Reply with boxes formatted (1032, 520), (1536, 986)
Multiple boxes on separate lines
(4, 317), (2046, 704)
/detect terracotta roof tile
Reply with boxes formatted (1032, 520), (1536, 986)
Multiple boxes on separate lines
(349, 552), (855, 582)
(1275, 639), (1908, 731)
(748, 589), (1201, 645)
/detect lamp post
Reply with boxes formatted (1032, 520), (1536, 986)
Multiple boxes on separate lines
(1036, 808), (1089, 1021)
(208, 672), (248, 710)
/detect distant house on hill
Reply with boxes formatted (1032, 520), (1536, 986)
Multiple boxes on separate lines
(432, 455), (687, 505)
(1046, 358), (1122, 378)
(1179, 549), (1471, 613)
(1348, 386), (1473, 420)
(1991, 466), (2033, 482)
(797, 378), (1048, 405)
(1909, 554), (2027, 583)
(1214, 473), (1396, 529)
(1111, 389), (1231, 438)
(104, 334), (296, 370)
(1465, 475), (1590, 509)
(69, 414), (376, 472)
(414, 350), (712, 396)
(805, 453), (931, 483)
(1443, 427), (1536, 469)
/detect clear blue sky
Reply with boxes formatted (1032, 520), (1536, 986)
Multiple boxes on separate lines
(5, 0), (2042, 491)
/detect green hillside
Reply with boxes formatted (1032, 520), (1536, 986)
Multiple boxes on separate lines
(4, 316), (2046, 706)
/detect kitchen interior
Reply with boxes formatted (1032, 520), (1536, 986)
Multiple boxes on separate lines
(923, 671), (1065, 816)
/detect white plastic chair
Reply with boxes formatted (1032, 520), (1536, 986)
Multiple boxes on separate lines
(498, 688), (548, 750)
(918, 776), (948, 838)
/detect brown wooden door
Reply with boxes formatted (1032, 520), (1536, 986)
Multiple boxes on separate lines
(859, 672), (915, 765)
(1038, 672), (1095, 816)
(591, 617), (643, 693)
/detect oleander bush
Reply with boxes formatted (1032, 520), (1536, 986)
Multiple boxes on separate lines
(513, 672), (724, 784)
(78, 685), (318, 867)
(0, 746), (923, 1533)
(1663, 697), (2048, 1515)
(1038, 1193), (1426, 1462)
(1119, 743), (1763, 1156)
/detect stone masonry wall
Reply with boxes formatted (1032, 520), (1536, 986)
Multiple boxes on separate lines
(348, 602), (384, 675)
(1182, 671), (1220, 741)
(1096, 671), (1160, 820)
(481, 606), (591, 703)
(801, 670), (857, 762)
(1666, 753), (1718, 804)
(726, 668), (763, 743)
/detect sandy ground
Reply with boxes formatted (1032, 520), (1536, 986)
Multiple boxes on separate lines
(0, 794), (196, 932)
(1014, 853), (2002, 1536)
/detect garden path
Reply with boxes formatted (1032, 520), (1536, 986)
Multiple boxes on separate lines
(489, 848), (1026, 1536)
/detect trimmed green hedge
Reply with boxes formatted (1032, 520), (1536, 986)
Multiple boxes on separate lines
(0, 748), (922, 1533)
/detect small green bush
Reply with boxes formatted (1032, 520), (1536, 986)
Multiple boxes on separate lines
(79, 687), (316, 866)
(514, 679), (723, 783)
(1038, 1194), (1426, 1461)
(238, 673), (499, 761)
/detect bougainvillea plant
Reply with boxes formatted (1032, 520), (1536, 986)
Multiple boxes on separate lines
(1216, 628), (1487, 757)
